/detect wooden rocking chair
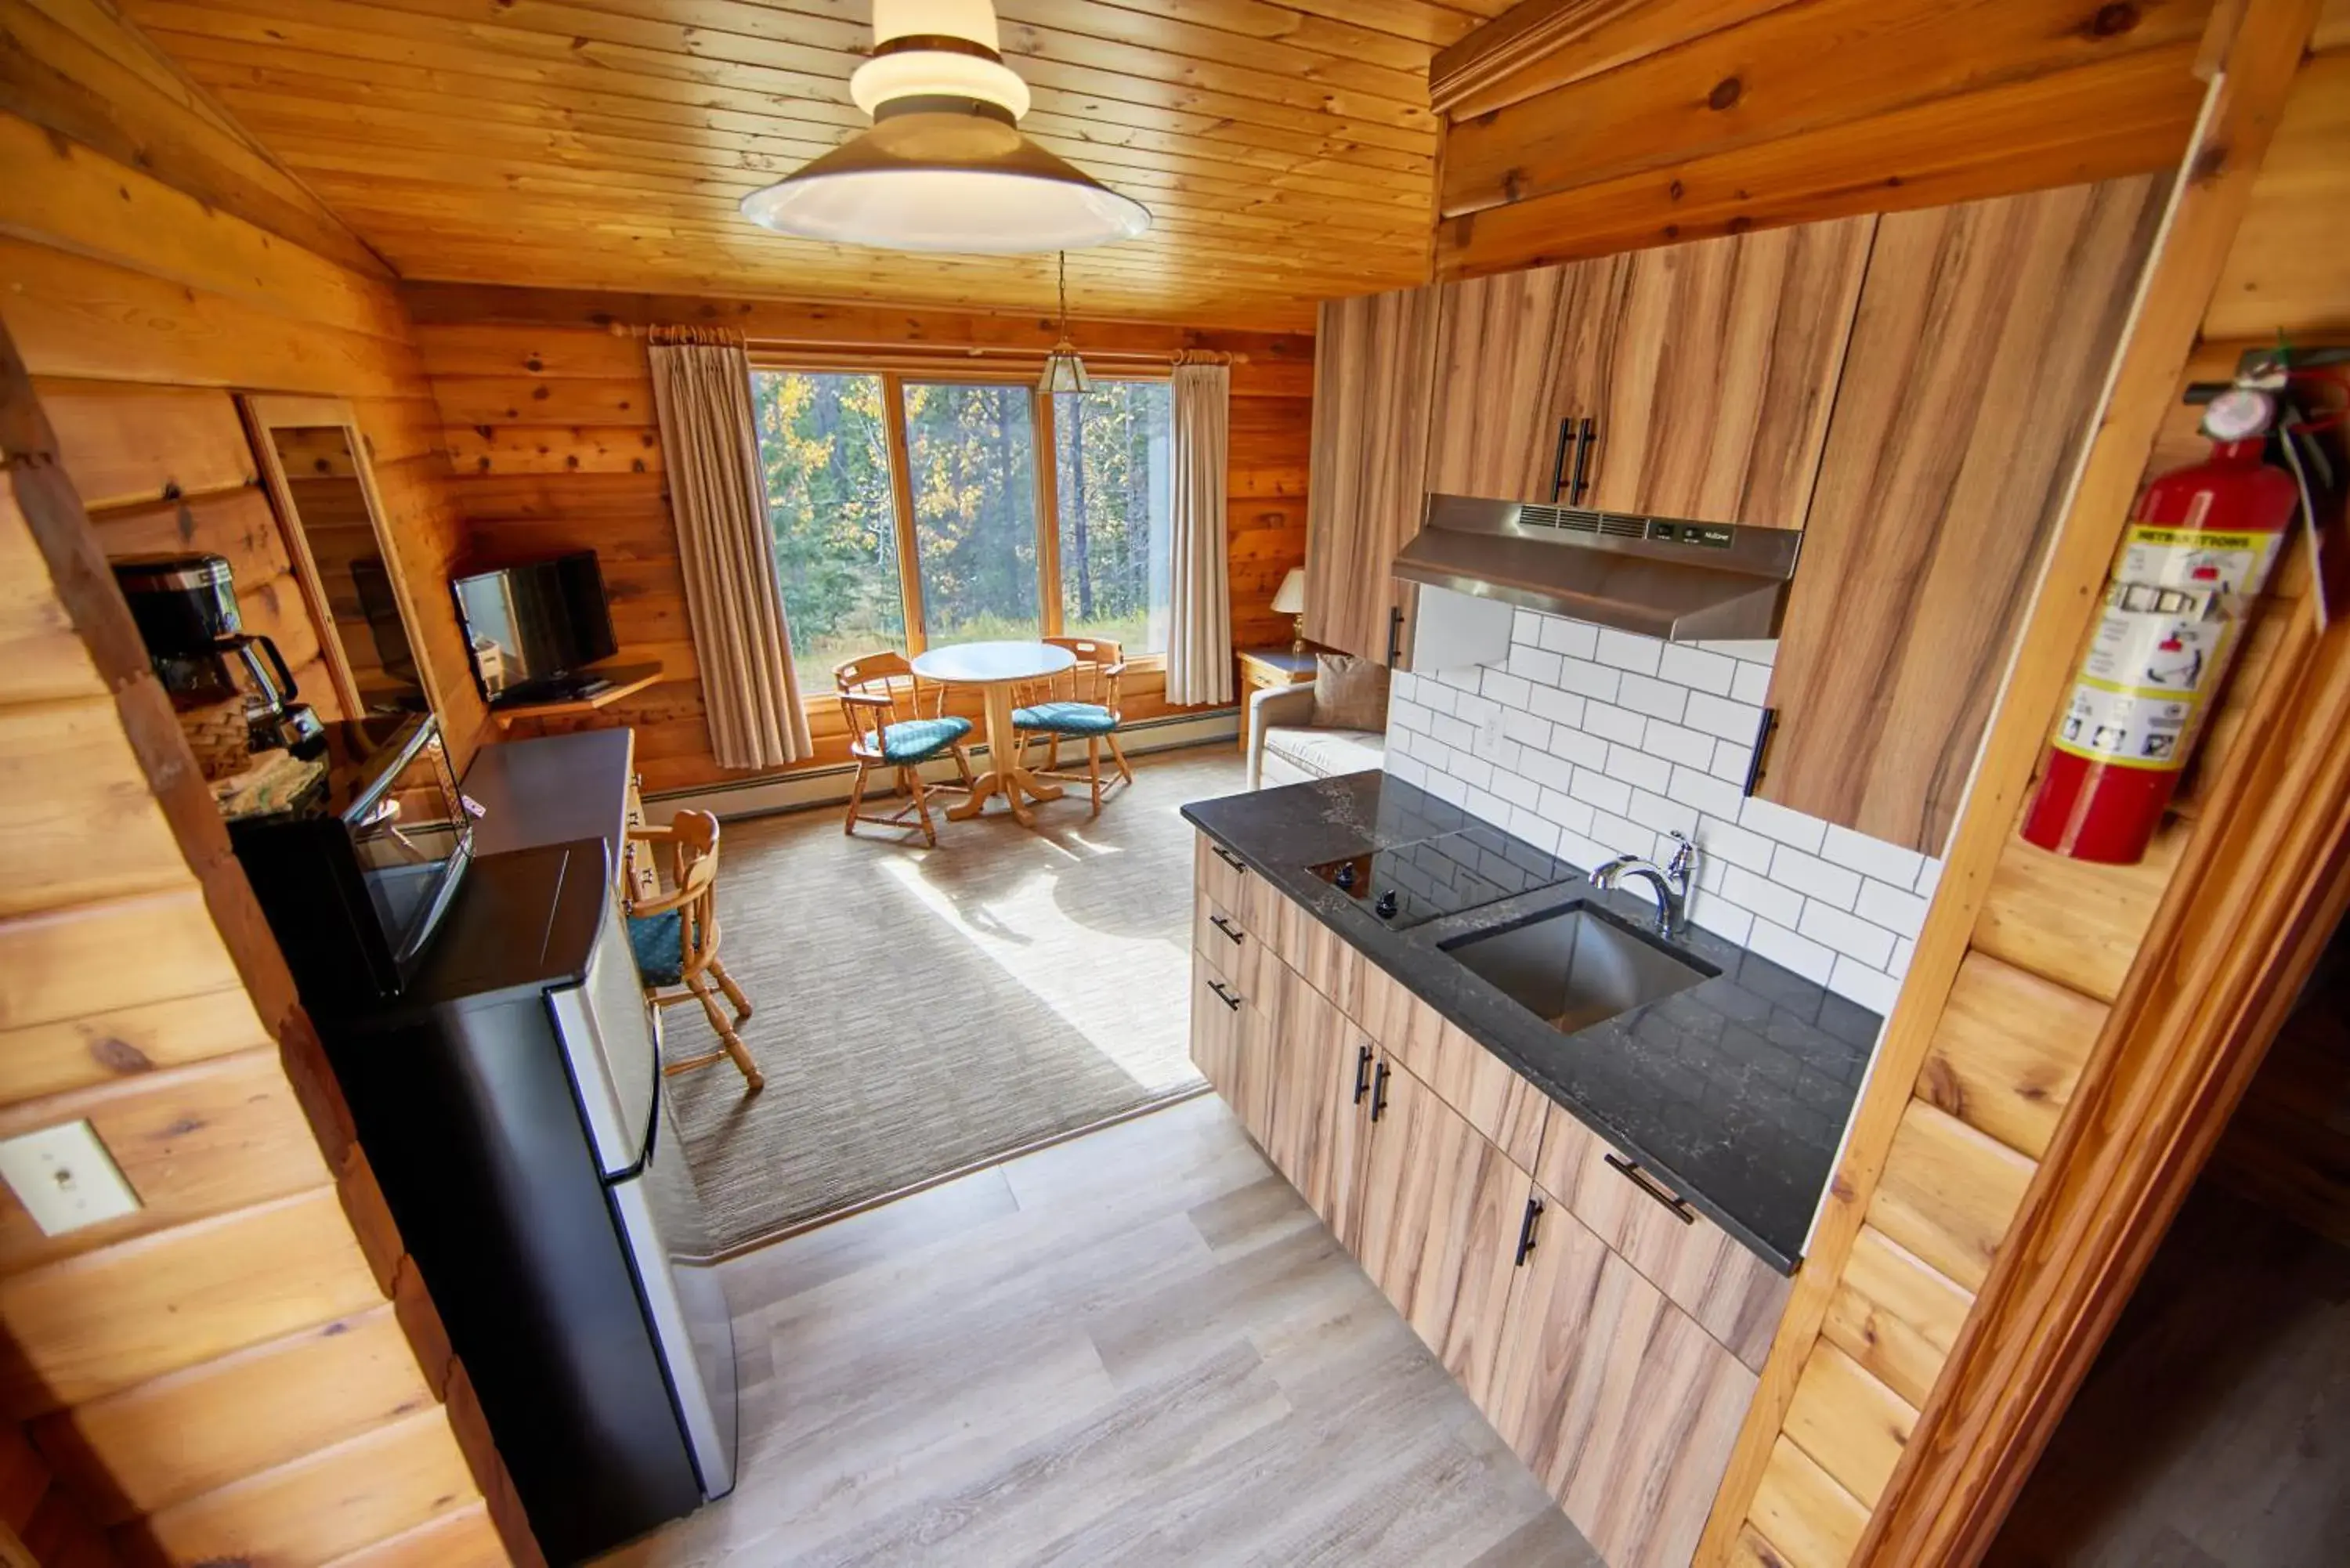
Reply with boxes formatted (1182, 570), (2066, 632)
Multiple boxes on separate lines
(625, 809), (762, 1092)
(836, 651), (975, 847)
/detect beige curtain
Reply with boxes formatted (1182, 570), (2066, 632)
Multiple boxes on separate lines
(647, 335), (812, 769)
(1166, 361), (1233, 705)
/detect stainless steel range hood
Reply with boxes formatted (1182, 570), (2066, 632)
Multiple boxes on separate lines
(1392, 494), (1802, 642)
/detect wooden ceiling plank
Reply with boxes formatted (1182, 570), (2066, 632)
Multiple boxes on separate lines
(1432, 0), (1802, 121)
(1441, 0), (2211, 219)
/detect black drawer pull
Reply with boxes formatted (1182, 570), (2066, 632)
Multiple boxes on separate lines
(1207, 980), (1242, 1013)
(1569, 417), (1595, 505)
(1211, 844), (1248, 873)
(1514, 1196), (1545, 1266)
(1549, 417), (1574, 503)
(1603, 1153), (1696, 1224)
(1208, 913), (1246, 945)
(1385, 605), (1404, 668)
(1369, 1060), (1392, 1122)
(1352, 1044), (1374, 1104)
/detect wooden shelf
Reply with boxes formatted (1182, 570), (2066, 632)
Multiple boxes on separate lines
(486, 663), (662, 728)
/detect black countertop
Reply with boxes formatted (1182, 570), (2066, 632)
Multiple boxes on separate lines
(1181, 770), (1885, 1274)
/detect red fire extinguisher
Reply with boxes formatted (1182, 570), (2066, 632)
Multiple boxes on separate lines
(2021, 387), (2301, 864)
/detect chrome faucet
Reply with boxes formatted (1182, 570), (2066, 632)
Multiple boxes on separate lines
(1591, 832), (1696, 937)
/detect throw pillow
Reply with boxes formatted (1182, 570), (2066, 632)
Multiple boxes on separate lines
(1312, 654), (1390, 732)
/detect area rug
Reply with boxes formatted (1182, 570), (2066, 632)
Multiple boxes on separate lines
(663, 742), (1246, 1252)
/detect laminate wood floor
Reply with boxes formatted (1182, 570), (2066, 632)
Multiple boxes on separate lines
(599, 1094), (1600, 1567)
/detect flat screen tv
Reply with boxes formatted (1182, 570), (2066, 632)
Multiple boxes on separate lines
(450, 551), (618, 703)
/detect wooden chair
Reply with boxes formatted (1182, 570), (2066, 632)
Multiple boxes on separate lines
(1012, 636), (1132, 814)
(624, 810), (762, 1093)
(836, 651), (975, 847)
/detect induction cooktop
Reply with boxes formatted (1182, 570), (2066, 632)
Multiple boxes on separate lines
(1306, 823), (1578, 929)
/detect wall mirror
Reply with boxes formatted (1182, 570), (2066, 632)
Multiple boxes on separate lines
(243, 396), (433, 722)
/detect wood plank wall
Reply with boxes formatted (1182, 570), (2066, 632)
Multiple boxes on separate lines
(1707, 19), (2350, 1566)
(0, 5), (531, 1562)
(1429, 0), (2215, 281)
(401, 284), (1314, 794)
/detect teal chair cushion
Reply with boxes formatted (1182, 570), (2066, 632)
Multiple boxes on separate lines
(879, 715), (972, 763)
(1013, 700), (1118, 736)
(627, 909), (684, 987)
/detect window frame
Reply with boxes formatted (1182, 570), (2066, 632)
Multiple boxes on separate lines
(750, 358), (1173, 686)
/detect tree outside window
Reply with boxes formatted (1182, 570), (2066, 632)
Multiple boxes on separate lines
(1055, 381), (1172, 655)
(750, 370), (906, 696)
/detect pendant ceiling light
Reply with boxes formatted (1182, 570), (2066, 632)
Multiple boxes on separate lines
(739, 0), (1152, 255)
(1039, 252), (1090, 395)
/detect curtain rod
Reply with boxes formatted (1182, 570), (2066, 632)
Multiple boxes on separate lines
(613, 322), (1246, 363)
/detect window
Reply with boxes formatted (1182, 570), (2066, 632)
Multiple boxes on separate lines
(1054, 381), (1173, 654)
(751, 370), (906, 695)
(749, 367), (1175, 695)
(901, 381), (1042, 644)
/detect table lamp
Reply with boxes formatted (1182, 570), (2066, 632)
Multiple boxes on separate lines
(1271, 568), (1307, 652)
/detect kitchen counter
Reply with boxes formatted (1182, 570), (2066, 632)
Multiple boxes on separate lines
(1181, 769), (1884, 1273)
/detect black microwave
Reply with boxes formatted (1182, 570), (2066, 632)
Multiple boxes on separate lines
(227, 713), (476, 1017)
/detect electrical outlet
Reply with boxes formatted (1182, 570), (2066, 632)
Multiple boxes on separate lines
(0, 1121), (141, 1236)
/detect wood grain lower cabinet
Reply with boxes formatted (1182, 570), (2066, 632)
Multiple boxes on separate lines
(1189, 947), (1274, 1148)
(1260, 968), (1368, 1248)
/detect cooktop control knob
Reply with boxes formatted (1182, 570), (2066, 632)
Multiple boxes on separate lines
(1375, 890), (1399, 919)
(1336, 863), (1357, 890)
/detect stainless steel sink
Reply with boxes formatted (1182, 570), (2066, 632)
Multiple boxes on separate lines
(1441, 903), (1716, 1034)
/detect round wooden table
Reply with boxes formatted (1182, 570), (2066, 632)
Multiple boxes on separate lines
(911, 640), (1078, 827)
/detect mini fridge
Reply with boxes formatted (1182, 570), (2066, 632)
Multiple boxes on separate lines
(323, 837), (736, 1565)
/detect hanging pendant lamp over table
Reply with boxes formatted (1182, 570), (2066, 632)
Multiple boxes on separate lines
(1039, 252), (1091, 394)
(739, 0), (1152, 255)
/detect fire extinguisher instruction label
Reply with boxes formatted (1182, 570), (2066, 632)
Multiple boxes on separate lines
(2117, 524), (2282, 594)
(2052, 587), (2239, 768)
(2054, 684), (2195, 768)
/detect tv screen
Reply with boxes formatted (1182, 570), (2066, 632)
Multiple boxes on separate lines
(450, 551), (617, 701)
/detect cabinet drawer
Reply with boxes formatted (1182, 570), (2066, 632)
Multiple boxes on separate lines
(1535, 1106), (1791, 1371)
(1191, 949), (1274, 1143)
(1193, 831), (1254, 916)
(1192, 890), (1278, 1003)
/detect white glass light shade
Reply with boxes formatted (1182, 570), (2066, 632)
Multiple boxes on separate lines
(739, 113), (1151, 254)
(873, 0), (1000, 49)
(1039, 346), (1091, 394)
(848, 52), (1030, 118)
(1271, 568), (1307, 616)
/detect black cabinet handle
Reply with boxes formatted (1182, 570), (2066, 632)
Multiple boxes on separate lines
(1352, 1044), (1374, 1104)
(1743, 707), (1778, 797)
(1549, 417), (1574, 503)
(1568, 417), (1595, 505)
(1369, 1060), (1392, 1122)
(1211, 844), (1248, 873)
(1385, 605), (1405, 668)
(1603, 1153), (1696, 1225)
(1208, 913), (1245, 945)
(1207, 980), (1242, 1013)
(1514, 1196), (1544, 1266)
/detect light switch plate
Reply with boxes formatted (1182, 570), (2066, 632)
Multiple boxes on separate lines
(0, 1121), (141, 1236)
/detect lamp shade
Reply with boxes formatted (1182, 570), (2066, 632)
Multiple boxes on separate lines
(1271, 568), (1307, 616)
(739, 1), (1149, 255)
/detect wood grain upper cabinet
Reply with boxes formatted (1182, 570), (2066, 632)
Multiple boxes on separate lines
(1302, 285), (1441, 660)
(1759, 175), (2171, 854)
(1425, 219), (1873, 530)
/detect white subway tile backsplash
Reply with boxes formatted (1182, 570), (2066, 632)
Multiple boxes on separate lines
(1538, 618), (1599, 659)
(1583, 702), (1647, 746)
(1828, 956), (1903, 1015)
(1556, 658), (1623, 702)
(1596, 628), (1666, 676)
(1685, 690), (1766, 742)
(1772, 846), (1865, 910)
(1660, 644), (1737, 696)
(1382, 605), (1942, 1018)
(1529, 685), (1588, 729)
(1748, 919), (1836, 985)
(1569, 767), (1633, 818)
(1821, 824), (1927, 890)
(1616, 671), (1690, 724)
(1606, 744), (1673, 795)
(1799, 901), (1898, 969)
(1509, 644), (1565, 687)
(1856, 879), (1930, 940)
(1644, 720), (1718, 771)
(1741, 794), (1830, 854)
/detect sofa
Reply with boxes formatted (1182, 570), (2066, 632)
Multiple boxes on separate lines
(1247, 681), (1386, 789)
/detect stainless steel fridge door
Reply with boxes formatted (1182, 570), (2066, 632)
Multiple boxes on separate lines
(608, 1081), (737, 1499)
(547, 898), (661, 1176)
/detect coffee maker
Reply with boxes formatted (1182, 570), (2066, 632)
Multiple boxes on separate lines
(113, 552), (327, 772)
